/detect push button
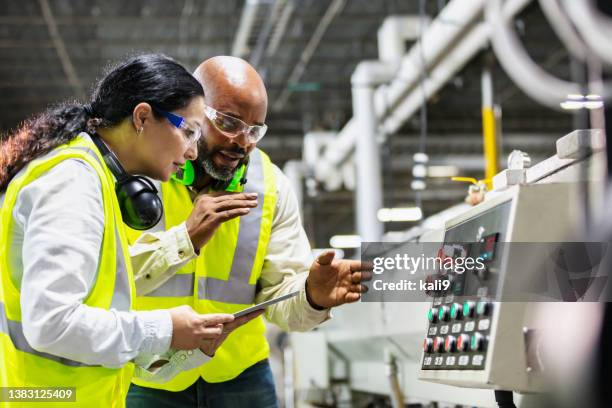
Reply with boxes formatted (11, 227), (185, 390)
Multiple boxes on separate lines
(450, 303), (463, 320)
(444, 335), (457, 353)
(477, 301), (492, 316)
(456, 334), (470, 352)
(427, 308), (439, 323)
(423, 338), (434, 354)
(438, 305), (450, 322)
(470, 332), (486, 352)
(463, 301), (475, 318)
(433, 336), (445, 353)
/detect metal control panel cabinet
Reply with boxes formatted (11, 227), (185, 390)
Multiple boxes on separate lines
(419, 182), (580, 392)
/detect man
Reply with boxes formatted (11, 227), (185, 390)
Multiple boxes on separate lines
(126, 56), (370, 407)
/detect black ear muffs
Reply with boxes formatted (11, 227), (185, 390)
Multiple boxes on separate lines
(91, 135), (163, 230)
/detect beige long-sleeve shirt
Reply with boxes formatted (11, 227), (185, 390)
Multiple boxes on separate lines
(130, 165), (331, 332)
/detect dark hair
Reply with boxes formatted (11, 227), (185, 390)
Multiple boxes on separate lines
(0, 53), (203, 191)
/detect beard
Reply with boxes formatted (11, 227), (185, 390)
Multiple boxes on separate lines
(198, 139), (248, 181)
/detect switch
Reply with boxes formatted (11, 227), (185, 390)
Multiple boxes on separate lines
(463, 301), (476, 318)
(457, 334), (470, 352)
(433, 337), (445, 353)
(444, 335), (457, 353)
(477, 301), (492, 316)
(423, 338), (434, 354)
(438, 305), (450, 322)
(427, 308), (439, 323)
(470, 332), (486, 351)
(450, 303), (463, 320)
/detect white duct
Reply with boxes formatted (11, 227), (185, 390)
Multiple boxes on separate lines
(315, 0), (534, 186)
(303, 132), (341, 191)
(352, 61), (396, 241)
(486, 0), (580, 110)
(283, 160), (305, 220)
(231, 0), (259, 58)
(562, 0), (612, 68)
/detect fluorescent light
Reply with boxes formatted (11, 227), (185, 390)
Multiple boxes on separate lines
(560, 100), (584, 110)
(329, 235), (361, 249)
(561, 94), (604, 110)
(411, 180), (426, 190)
(567, 94), (584, 100)
(377, 207), (423, 222)
(584, 101), (604, 109)
(427, 165), (459, 178)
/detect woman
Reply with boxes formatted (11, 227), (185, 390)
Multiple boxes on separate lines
(0, 54), (234, 407)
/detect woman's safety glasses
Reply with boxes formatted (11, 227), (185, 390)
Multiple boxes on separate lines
(204, 105), (268, 143)
(154, 108), (202, 147)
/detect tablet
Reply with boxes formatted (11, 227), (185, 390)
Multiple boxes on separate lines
(234, 290), (300, 318)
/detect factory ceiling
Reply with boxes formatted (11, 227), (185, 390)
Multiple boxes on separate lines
(0, 0), (575, 247)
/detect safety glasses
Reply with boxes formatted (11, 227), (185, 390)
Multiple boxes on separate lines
(154, 108), (202, 147)
(204, 105), (268, 143)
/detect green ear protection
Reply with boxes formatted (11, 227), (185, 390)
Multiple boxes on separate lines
(172, 159), (248, 192)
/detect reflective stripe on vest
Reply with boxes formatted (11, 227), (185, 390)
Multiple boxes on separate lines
(68, 144), (131, 312)
(143, 149), (267, 303)
(131, 147), (276, 389)
(0, 301), (95, 367)
(197, 148), (265, 304)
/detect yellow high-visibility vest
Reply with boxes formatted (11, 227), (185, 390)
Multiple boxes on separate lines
(0, 135), (136, 407)
(129, 148), (277, 390)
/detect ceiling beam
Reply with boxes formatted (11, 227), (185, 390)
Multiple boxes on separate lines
(38, 0), (84, 98)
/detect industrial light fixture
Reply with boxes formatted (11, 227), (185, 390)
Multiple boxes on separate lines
(377, 207), (423, 222)
(560, 94), (604, 110)
(329, 235), (361, 249)
(427, 165), (460, 178)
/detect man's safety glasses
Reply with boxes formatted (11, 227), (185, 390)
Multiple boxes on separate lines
(155, 108), (202, 147)
(204, 105), (268, 143)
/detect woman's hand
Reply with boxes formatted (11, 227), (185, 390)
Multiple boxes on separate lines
(169, 305), (235, 350)
(200, 310), (265, 356)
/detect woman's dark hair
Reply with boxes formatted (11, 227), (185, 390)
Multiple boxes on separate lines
(0, 53), (203, 191)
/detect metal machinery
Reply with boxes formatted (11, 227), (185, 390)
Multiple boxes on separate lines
(288, 129), (606, 407)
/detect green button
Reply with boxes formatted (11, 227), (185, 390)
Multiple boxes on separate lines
(427, 309), (434, 322)
(450, 304), (458, 319)
(477, 301), (486, 315)
(471, 335), (478, 351)
(438, 307), (445, 321)
(463, 302), (470, 317)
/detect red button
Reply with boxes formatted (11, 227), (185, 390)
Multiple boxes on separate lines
(433, 336), (445, 353)
(444, 335), (456, 353)
(423, 338), (433, 353)
(457, 334), (470, 352)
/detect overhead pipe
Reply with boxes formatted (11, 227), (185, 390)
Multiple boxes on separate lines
(315, 0), (533, 189)
(283, 160), (305, 220)
(486, 0), (580, 110)
(231, 0), (260, 58)
(314, 14), (426, 189)
(562, 0), (612, 68)
(352, 61), (396, 241)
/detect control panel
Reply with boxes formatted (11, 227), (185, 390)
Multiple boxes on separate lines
(422, 201), (510, 373)
(419, 182), (579, 392)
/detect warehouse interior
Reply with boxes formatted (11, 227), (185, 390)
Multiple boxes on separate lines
(1, 0), (612, 407)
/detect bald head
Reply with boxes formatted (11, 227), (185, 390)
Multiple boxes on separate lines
(193, 56), (268, 125)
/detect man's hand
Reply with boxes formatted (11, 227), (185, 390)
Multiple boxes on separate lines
(186, 192), (258, 249)
(199, 309), (265, 357)
(169, 306), (235, 350)
(305, 251), (373, 309)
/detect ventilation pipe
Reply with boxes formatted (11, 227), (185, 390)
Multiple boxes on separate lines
(314, 0), (533, 188)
